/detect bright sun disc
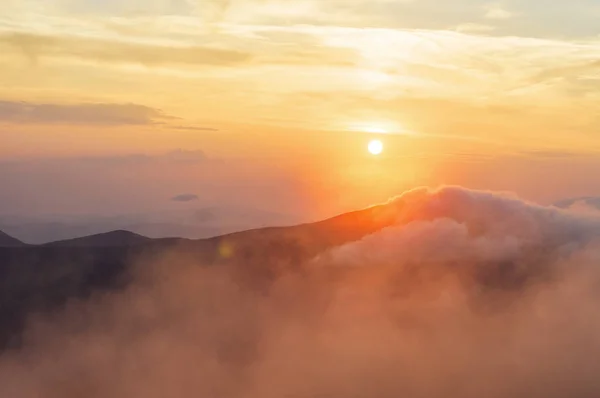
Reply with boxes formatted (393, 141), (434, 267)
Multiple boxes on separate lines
(368, 139), (383, 155)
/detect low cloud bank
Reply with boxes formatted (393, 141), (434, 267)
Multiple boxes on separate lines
(1, 186), (600, 398)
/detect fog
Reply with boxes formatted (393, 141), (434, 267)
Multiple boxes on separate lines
(1, 186), (600, 398)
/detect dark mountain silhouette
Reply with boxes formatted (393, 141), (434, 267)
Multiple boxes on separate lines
(0, 202), (399, 349)
(44, 230), (152, 247)
(1, 206), (301, 244)
(0, 230), (25, 247)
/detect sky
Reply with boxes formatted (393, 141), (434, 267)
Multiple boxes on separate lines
(1, 0), (600, 225)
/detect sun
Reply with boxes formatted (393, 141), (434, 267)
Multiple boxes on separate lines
(368, 139), (384, 155)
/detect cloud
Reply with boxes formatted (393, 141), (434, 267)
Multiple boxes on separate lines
(163, 149), (208, 163)
(326, 187), (600, 261)
(3, 187), (600, 397)
(455, 23), (496, 33)
(2, 15), (600, 145)
(168, 125), (219, 132)
(554, 197), (600, 214)
(63, 149), (208, 165)
(0, 100), (170, 125)
(0, 32), (252, 68)
(0, 150), (210, 168)
(529, 59), (600, 85)
(518, 150), (600, 159)
(484, 3), (515, 20)
(171, 193), (200, 202)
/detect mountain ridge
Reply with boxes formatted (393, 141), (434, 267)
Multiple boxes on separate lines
(0, 201), (401, 348)
(42, 229), (152, 247)
(0, 201), (397, 248)
(0, 230), (26, 247)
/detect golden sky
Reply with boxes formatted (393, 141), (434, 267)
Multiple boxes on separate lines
(1, 0), (600, 217)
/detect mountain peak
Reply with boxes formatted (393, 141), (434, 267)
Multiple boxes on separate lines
(0, 230), (25, 247)
(44, 230), (150, 247)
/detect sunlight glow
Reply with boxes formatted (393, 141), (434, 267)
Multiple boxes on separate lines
(365, 126), (388, 134)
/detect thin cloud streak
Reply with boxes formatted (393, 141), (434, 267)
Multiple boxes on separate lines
(0, 101), (171, 126)
(0, 32), (252, 67)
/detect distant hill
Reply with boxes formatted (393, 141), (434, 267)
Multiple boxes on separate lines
(0, 206), (301, 244)
(43, 230), (151, 247)
(0, 230), (25, 247)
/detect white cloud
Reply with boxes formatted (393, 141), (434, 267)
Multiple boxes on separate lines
(484, 3), (514, 20)
(455, 23), (496, 33)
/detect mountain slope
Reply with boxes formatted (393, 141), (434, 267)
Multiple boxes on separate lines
(43, 230), (151, 247)
(0, 230), (25, 247)
(0, 202), (401, 349)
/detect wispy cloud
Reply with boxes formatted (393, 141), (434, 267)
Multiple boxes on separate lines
(14, 150), (210, 166)
(0, 32), (252, 67)
(455, 23), (496, 34)
(0, 100), (170, 125)
(1, 0), (600, 152)
(483, 3), (515, 20)
(169, 125), (220, 132)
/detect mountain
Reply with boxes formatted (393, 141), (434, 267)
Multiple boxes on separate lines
(0, 230), (25, 247)
(0, 203), (399, 349)
(43, 230), (152, 247)
(0, 206), (302, 244)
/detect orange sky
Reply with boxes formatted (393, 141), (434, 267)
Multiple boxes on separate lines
(1, 0), (600, 218)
